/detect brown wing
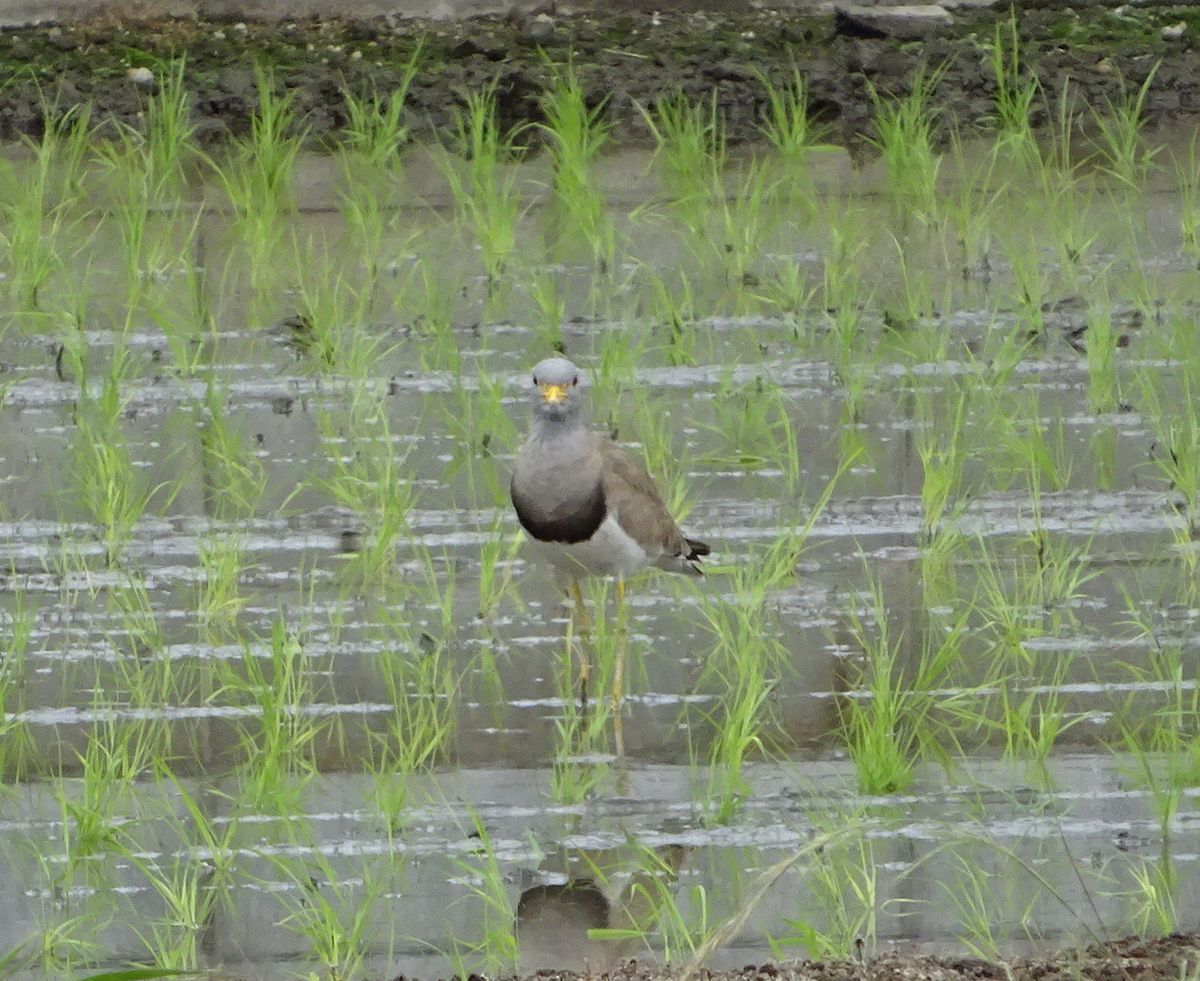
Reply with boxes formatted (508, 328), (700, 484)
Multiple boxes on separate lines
(598, 438), (691, 560)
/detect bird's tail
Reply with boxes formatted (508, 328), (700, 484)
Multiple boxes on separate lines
(684, 537), (711, 575)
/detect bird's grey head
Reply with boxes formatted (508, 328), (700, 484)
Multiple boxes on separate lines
(529, 357), (585, 424)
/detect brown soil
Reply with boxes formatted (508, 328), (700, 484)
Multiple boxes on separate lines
(443, 934), (1200, 981)
(0, 2), (1198, 151)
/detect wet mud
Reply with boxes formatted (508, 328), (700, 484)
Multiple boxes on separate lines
(0, 2), (1198, 149)
(466, 933), (1200, 981)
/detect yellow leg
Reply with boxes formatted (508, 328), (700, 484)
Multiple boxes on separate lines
(569, 580), (591, 639)
(613, 576), (626, 758)
(569, 580), (591, 709)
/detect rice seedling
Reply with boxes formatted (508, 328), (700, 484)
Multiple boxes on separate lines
(1116, 633), (1200, 827)
(476, 514), (522, 621)
(208, 65), (306, 281)
(590, 325), (644, 416)
(1090, 424), (1118, 492)
(1037, 76), (1085, 184)
(987, 12), (1040, 168)
(770, 829), (877, 960)
(148, 762), (241, 917)
(285, 236), (389, 376)
(940, 133), (1006, 277)
(698, 373), (801, 489)
(1005, 233), (1050, 335)
(990, 655), (1081, 778)
(441, 81), (526, 284)
(642, 267), (698, 366)
(884, 236), (946, 335)
(0, 587), (34, 777)
(555, 573), (635, 758)
(619, 391), (695, 518)
(1047, 179), (1099, 278)
(695, 520), (838, 821)
(757, 67), (830, 201)
(540, 64), (615, 271)
(1091, 66), (1161, 192)
(98, 144), (159, 300)
(370, 623), (459, 823)
(750, 258), (817, 338)
(447, 814), (519, 976)
(215, 616), (325, 811)
(103, 58), (196, 208)
(867, 66), (945, 225)
(338, 178), (390, 290)
(107, 570), (166, 665)
(590, 845), (710, 964)
(551, 627), (614, 804)
(1125, 855), (1178, 935)
(197, 533), (248, 639)
(58, 715), (156, 864)
(1085, 301), (1122, 414)
(441, 367), (520, 506)
(197, 379), (267, 520)
(26, 905), (107, 978)
(686, 830), (868, 973)
(817, 201), (868, 328)
(936, 846), (1041, 961)
(995, 400), (1073, 494)
(71, 352), (175, 566)
(701, 652), (774, 825)
(410, 262), (462, 373)
(340, 42), (423, 178)
(412, 543), (461, 654)
(0, 103), (93, 308)
(120, 847), (221, 972)
(919, 521), (967, 615)
(964, 530), (1097, 750)
(1174, 134), (1200, 263)
(1022, 81), (1094, 271)
(916, 391), (970, 542)
(640, 91), (725, 236)
(143, 217), (214, 377)
(696, 532), (798, 660)
(305, 382), (420, 589)
(712, 158), (776, 287)
(839, 579), (969, 794)
(1140, 373), (1200, 537)
(1024, 522), (1100, 616)
(525, 267), (568, 351)
(269, 845), (380, 981)
(142, 59), (197, 191)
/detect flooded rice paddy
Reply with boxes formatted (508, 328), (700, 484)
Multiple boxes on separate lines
(1, 74), (1200, 979)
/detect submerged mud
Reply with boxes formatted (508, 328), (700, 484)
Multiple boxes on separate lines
(0, 2), (1197, 149)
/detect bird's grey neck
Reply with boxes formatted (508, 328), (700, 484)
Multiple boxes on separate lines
(532, 412), (586, 440)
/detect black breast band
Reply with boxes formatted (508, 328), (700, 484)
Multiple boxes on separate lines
(512, 482), (607, 544)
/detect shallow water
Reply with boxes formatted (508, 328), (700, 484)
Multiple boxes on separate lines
(2, 141), (1200, 976)
(3, 756), (1199, 978)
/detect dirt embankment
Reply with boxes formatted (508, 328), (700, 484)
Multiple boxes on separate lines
(0, 2), (1197, 151)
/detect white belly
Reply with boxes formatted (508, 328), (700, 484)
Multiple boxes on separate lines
(528, 513), (651, 581)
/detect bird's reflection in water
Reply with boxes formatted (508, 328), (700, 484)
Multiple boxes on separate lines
(516, 842), (690, 973)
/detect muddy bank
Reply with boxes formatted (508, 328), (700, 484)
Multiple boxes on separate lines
(461, 934), (1200, 981)
(0, 2), (1197, 150)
